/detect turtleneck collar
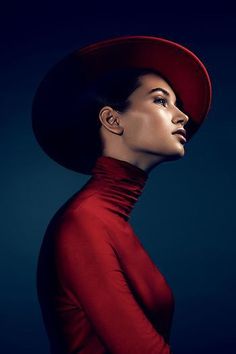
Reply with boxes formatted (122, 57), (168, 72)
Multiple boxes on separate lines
(91, 155), (149, 221)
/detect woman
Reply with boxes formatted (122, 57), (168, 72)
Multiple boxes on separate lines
(32, 36), (212, 354)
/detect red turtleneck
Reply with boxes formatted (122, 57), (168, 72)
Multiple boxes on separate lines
(37, 156), (175, 354)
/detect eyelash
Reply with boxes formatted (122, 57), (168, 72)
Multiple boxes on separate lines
(153, 97), (168, 107)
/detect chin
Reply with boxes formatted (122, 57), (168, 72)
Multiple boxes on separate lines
(163, 148), (186, 162)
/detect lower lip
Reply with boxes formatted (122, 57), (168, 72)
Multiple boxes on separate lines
(174, 133), (186, 143)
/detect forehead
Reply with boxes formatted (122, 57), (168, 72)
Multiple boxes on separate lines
(134, 73), (176, 99)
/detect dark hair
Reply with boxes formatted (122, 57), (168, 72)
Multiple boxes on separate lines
(72, 67), (183, 174)
(80, 66), (181, 118)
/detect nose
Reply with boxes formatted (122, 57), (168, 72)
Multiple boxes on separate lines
(172, 106), (189, 127)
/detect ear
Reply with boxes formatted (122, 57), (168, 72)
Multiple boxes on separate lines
(98, 106), (124, 135)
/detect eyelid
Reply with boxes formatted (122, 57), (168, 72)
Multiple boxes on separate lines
(153, 95), (180, 109)
(153, 95), (167, 101)
(153, 96), (168, 104)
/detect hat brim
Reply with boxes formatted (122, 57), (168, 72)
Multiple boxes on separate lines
(32, 35), (212, 174)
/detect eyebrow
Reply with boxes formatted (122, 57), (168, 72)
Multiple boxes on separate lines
(147, 87), (177, 105)
(147, 87), (185, 114)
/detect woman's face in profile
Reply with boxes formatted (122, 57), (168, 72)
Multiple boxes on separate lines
(118, 73), (189, 164)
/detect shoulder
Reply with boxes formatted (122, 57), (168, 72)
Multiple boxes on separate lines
(54, 206), (117, 261)
(56, 204), (111, 244)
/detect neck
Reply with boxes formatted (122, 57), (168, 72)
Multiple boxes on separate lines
(91, 155), (149, 221)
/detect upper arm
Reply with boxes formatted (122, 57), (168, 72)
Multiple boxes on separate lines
(55, 210), (171, 354)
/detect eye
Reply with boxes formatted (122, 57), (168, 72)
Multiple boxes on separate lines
(153, 97), (167, 107)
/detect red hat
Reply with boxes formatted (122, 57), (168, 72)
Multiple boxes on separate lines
(32, 35), (212, 174)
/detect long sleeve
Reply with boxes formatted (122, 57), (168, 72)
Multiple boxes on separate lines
(55, 209), (172, 354)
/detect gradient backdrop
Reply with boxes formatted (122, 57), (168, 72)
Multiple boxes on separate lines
(1, 3), (235, 354)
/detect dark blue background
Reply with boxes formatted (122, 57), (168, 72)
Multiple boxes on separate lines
(1, 2), (235, 353)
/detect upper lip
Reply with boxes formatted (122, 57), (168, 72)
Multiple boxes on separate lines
(173, 128), (187, 139)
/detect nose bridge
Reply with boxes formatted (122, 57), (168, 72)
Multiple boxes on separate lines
(172, 104), (189, 125)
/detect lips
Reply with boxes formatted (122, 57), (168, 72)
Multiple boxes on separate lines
(173, 128), (187, 142)
(173, 128), (186, 137)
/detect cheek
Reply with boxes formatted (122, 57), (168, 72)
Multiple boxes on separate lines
(123, 109), (172, 149)
(124, 113), (159, 147)
(138, 112), (169, 142)
(123, 112), (151, 142)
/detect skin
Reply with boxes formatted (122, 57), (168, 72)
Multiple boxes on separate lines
(98, 73), (189, 174)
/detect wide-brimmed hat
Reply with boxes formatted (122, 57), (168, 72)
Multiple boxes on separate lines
(32, 35), (212, 174)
